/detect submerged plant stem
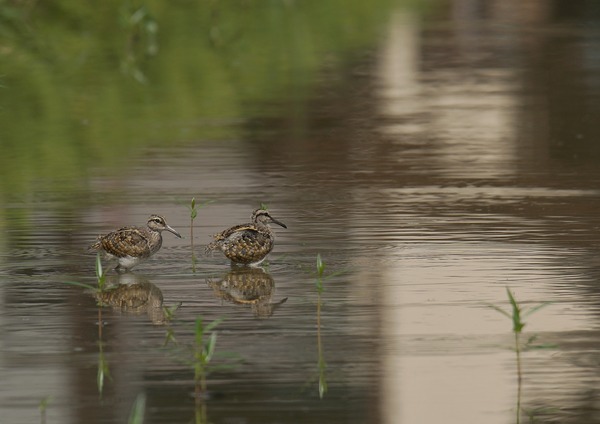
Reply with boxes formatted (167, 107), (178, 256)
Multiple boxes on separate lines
(488, 288), (552, 424)
(317, 291), (327, 399)
(191, 208), (196, 266)
(516, 331), (522, 424)
(97, 306), (111, 397)
(315, 254), (327, 398)
(39, 396), (50, 424)
(515, 331), (522, 385)
(98, 306), (103, 340)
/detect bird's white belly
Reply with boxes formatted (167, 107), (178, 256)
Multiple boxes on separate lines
(118, 256), (142, 269)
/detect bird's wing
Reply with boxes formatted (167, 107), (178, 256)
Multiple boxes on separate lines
(214, 223), (259, 241)
(100, 227), (151, 257)
(236, 228), (270, 245)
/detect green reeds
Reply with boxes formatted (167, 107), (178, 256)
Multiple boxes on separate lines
(162, 302), (182, 347)
(192, 318), (222, 424)
(65, 253), (107, 293)
(185, 197), (212, 272)
(193, 318), (222, 397)
(489, 288), (552, 373)
(489, 288), (552, 424)
(164, 315), (241, 423)
(312, 253), (346, 399)
(162, 317), (227, 424)
(65, 254), (111, 397)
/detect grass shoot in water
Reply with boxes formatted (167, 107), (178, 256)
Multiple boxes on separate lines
(489, 288), (553, 353)
(164, 317), (241, 423)
(39, 396), (50, 424)
(162, 302), (182, 347)
(95, 252), (107, 292)
(316, 253), (325, 294)
(489, 287), (553, 424)
(64, 253), (108, 293)
(184, 196), (213, 272)
(193, 318), (222, 397)
(189, 197), (198, 270)
(63, 254), (111, 397)
(312, 254), (346, 398)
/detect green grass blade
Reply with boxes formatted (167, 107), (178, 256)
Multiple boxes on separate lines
(316, 254), (325, 277)
(506, 287), (518, 312)
(97, 364), (104, 395)
(163, 329), (177, 347)
(319, 373), (328, 399)
(487, 303), (512, 319)
(523, 301), (553, 318)
(39, 395), (51, 411)
(506, 287), (525, 333)
(95, 253), (103, 279)
(163, 302), (182, 320)
(128, 393), (147, 424)
(204, 318), (224, 333)
(316, 278), (324, 294)
(323, 269), (347, 280)
(205, 332), (218, 363)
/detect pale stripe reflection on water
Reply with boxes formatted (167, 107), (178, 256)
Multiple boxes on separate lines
(379, 241), (595, 424)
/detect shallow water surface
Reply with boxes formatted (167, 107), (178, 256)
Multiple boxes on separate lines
(3, 2), (600, 424)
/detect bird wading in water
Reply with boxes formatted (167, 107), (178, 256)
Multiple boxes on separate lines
(89, 215), (181, 272)
(205, 208), (287, 266)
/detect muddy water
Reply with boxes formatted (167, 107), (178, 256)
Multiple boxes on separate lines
(3, 3), (600, 424)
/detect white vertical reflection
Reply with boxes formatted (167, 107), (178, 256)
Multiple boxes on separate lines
(376, 7), (520, 180)
(377, 12), (420, 116)
(374, 5), (593, 424)
(375, 240), (594, 424)
(379, 253), (516, 424)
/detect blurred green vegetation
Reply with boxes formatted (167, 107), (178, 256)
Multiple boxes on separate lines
(0, 0), (408, 196)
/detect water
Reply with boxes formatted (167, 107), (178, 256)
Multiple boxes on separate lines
(2, 1), (600, 423)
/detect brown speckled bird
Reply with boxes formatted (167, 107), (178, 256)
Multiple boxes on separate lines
(89, 215), (181, 272)
(205, 209), (287, 266)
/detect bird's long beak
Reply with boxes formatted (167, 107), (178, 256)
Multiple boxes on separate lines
(166, 225), (182, 238)
(270, 217), (287, 229)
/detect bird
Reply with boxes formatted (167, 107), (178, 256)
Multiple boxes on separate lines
(205, 208), (287, 266)
(89, 214), (181, 272)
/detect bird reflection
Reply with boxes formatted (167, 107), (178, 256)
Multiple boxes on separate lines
(207, 267), (287, 318)
(95, 273), (166, 324)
